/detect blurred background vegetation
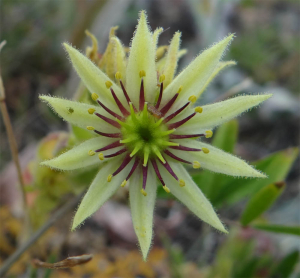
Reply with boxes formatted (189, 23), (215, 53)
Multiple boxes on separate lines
(0, 0), (299, 277)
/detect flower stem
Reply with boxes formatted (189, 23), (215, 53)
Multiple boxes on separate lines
(0, 41), (31, 237)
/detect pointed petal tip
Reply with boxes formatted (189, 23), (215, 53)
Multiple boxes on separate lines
(63, 42), (73, 53)
(264, 93), (273, 100)
(139, 10), (147, 20)
(71, 220), (79, 232)
(141, 249), (149, 262)
(254, 170), (268, 179)
(39, 95), (48, 101)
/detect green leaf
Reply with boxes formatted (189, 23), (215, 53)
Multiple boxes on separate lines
(212, 119), (238, 154)
(192, 119), (238, 198)
(271, 250), (299, 278)
(232, 258), (259, 278)
(240, 182), (285, 226)
(214, 147), (299, 206)
(253, 224), (300, 236)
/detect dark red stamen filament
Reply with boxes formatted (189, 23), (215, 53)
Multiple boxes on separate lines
(110, 88), (130, 117)
(95, 141), (123, 152)
(168, 113), (196, 129)
(164, 149), (192, 164)
(126, 157), (140, 181)
(119, 80), (137, 112)
(151, 159), (165, 186)
(97, 100), (123, 121)
(169, 133), (205, 139)
(95, 113), (121, 128)
(104, 148), (127, 158)
(163, 102), (190, 123)
(170, 145), (202, 152)
(142, 163), (148, 189)
(94, 130), (121, 138)
(160, 93), (179, 116)
(155, 82), (163, 109)
(112, 154), (132, 177)
(159, 157), (178, 180)
(139, 79), (145, 111)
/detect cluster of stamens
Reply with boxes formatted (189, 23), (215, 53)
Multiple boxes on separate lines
(86, 70), (212, 196)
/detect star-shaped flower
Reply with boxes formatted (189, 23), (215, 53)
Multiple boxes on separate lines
(40, 11), (271, 260)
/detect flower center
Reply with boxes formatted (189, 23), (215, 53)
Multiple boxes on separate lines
(86, 71), (211, 196)
(120, 104), (170, 160)
(119, 103), (176, 166)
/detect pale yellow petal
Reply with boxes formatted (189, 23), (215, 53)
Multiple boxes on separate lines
(152, 27), (163, 47)
(130, 166), (157, 261)
(170, 140), (266, 178)
(39, 96), (119, 133)
(161, 34), (234, 113)
(158, 161), (227, 232)
(41, 137), (120, 171)
(126, 10), (157, 106)
(177, 94), (272, 135)
(162, 32), (181, 87)
(198, 60), (236, 97)
(72, 158), (132, 230)
(111, 37), (127, 84)
(63, 43), (125, 110)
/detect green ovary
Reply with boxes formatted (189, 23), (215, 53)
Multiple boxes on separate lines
(121, 109), (170, 163)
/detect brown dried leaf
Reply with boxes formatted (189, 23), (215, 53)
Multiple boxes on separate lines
(32, 254), (93, 269)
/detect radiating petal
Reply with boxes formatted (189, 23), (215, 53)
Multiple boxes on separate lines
(176, 94), (272, 135)
(126, 11), (157, 106)
(129, 165), (157, 261)
(161, 34), (234, 113)
(170, 140), (266, 178)
(40, 96), (119, 133)
(198, 61), (236, 97)
(158, 161), (227, 232)
(156, 49), (187, 74)
(72, 158), (133, 230)
(162, 32), (181, 88)
(64, 43), (125, 110)
(41, 137), (120, 171)
(152, 27), (163, 47)
(111, 37), (127, 84)
(98, 26), (119, 80)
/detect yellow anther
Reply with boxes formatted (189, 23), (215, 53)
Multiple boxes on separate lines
(88, 108), (96, 114)
(105, 80), (113, 89)
(163, 186), (170, 193)
(98, 153), (104, 160)
(179, 179), (185, 187)
(91, 93), (99, 101)
(176, 86), (183, 94)
(87, 126), (95, 131)
(121, 180), (127, 187)
(205, 130), (213, 138)
(193, 161), (201, 169)
(107, 174), (112, 182)
(159, 74), (165, 83)
(88, 150), (95, 156)
(195, 106), (203, 113)
(188, 95), (197, 103)
(139, 70), (146, 78)
(115, 72), (122, 80)
(141, 189), (147, 196)
(202, 147), (210, 154)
